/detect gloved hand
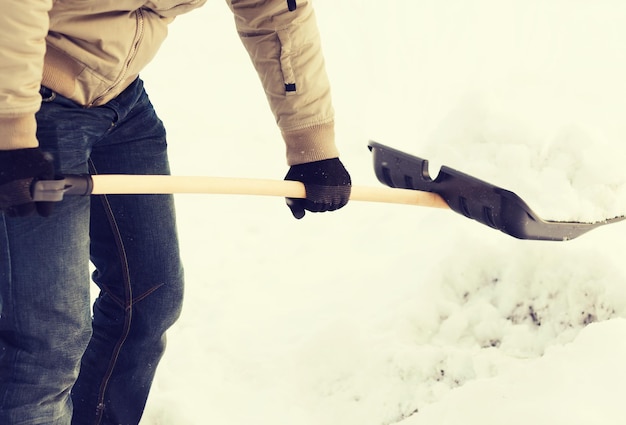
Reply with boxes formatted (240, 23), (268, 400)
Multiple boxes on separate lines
(284, 157), (351, 219)
(0, 148), (56, 217)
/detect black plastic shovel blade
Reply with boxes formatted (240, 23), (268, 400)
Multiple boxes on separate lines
(368, 141), (625, 241)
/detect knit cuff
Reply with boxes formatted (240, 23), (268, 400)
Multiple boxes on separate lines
(282, 121), (340, 166)
(0, 114), (38, 150)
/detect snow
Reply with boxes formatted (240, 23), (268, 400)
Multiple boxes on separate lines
(137, 1), (626, 424)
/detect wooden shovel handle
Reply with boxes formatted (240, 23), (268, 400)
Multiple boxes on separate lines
(90, 175), (449, 209)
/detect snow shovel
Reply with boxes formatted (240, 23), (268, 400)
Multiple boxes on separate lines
(368, 141), (625, 241)
(32, 143), (623, 241)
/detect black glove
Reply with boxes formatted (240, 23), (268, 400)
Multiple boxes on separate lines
(0, 148), (56, 217)
(284, 158), (351, 219)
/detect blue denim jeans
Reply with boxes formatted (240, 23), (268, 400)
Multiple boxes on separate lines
(0, 78), (184, 425)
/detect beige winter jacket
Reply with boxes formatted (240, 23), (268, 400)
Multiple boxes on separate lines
(0, 0), (338, 165)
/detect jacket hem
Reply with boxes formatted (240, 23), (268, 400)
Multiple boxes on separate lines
(42, 45), (138, 107)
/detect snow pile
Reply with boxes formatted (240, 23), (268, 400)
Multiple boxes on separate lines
(406, 318), (626, 425)
(419, 89), (626, 222)
(268, 240), (626, 425)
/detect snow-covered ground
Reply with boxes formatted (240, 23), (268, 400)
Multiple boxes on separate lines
(138, 1), (626, 424)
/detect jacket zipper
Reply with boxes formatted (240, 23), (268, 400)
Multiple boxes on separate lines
(88, 9), (145, 107)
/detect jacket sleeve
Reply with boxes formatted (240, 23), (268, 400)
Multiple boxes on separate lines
(226, 0), (339, 165)
(0, 1), (52, 150)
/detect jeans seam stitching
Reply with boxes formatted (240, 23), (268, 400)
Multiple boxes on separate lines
(90, 183), (134, 425)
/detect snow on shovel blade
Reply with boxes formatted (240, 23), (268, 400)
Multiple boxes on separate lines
(368, 141), (625, 241)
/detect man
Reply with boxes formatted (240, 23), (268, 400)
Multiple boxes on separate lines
(0, 1), (351, 424)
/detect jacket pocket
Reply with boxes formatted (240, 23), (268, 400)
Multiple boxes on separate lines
(277, 27), (297, 95)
